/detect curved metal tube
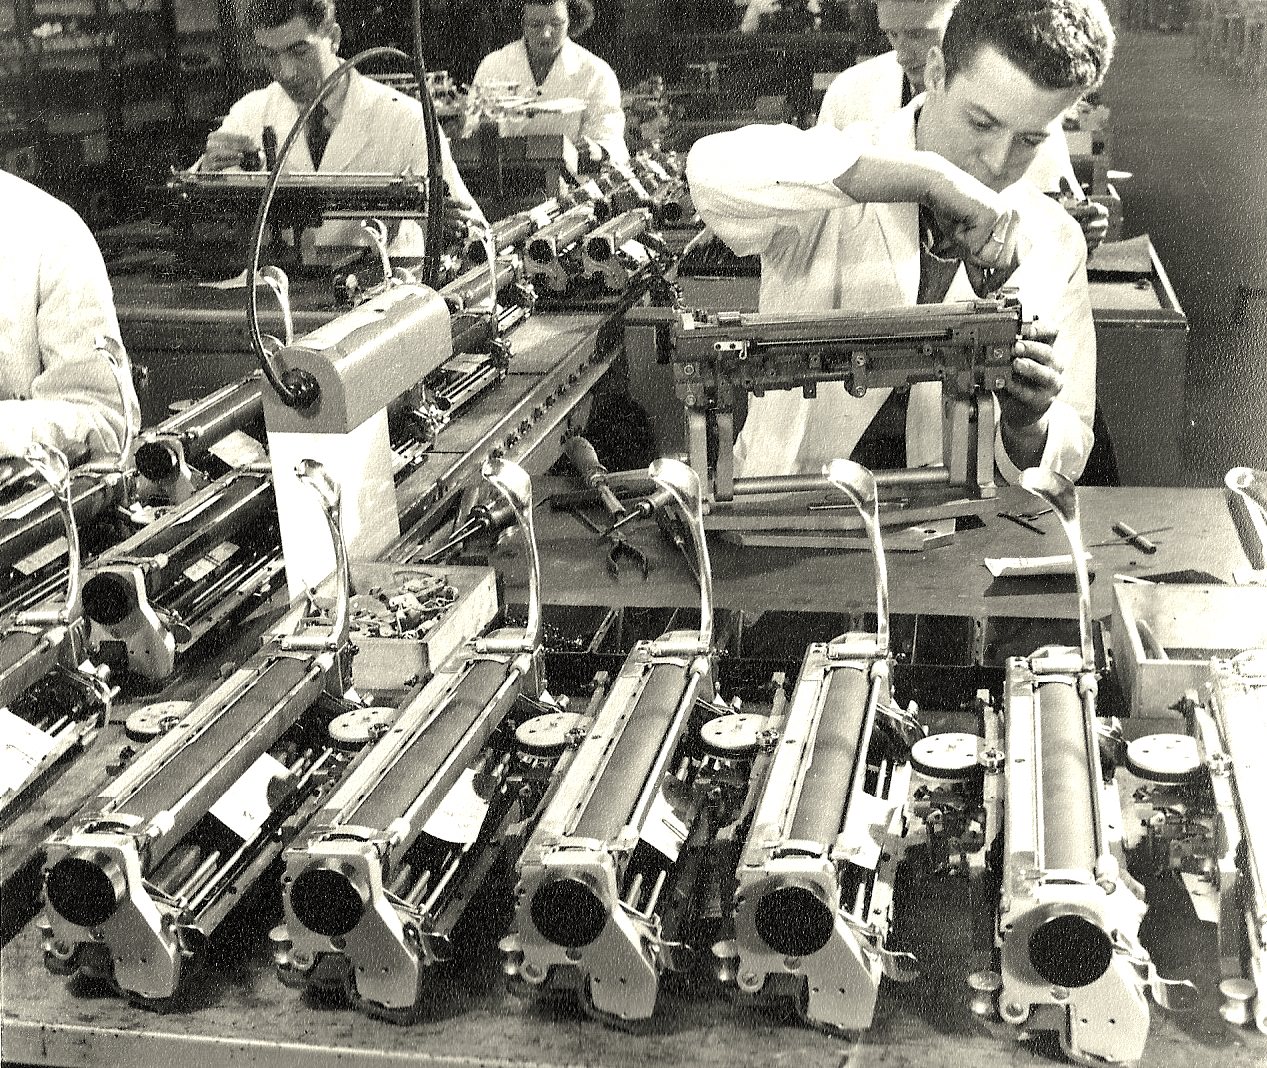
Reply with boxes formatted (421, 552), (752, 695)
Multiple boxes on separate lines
(1020, 467), (1093, 669)
(648, 457), (713, 653)
(22, 443), (82, 625)
(1226, 467), (1267, 567)
(359, 218), (393, 291)
(823, 459), (889, 654)
(295, 459), (350, 650)
(480, 457), (540, 650)
(258, 265), (294, 347)
(94, 335), (138, 466)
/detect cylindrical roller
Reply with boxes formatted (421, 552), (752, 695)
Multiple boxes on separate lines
(45, 851), (127, 928)
(529, 876), (607, 948)
(439, 258), (519, 312)
(753, 882), (836, 957)
(526, 205), (594, 263)
(1037, 681), (1098, 872)
(135, 378), (264, 480)
(1, 473), (122, 574)
(290, 862), (369, 938)
(787, 665), (870, 845)
(1028, 912), (1113, 988)
(571, 663), (693, 842)
(464, 212), (536, 261)
(584, 210), (649, 263)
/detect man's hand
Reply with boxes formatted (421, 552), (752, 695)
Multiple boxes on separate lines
(442, 194), (485, 244)
(925, 166), (1022, 293)
(1065, 199), (1110, 254)
(995, 321), (1062, 463)
(203, 131), (258, 172)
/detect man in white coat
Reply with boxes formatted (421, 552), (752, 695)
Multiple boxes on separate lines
(0, 171), (139, 463)
(818, 0), (1108, 249)
(472, 0), (629, 165)
(200, 0), (482, 252)
(687, 0), (1115, 483)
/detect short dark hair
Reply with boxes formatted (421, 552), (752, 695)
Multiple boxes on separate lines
(941, 0), (1115, 93)
(243, 0), (334, 32)
(518, 0), (596, 38)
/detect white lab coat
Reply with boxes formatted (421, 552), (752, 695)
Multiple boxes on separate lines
(0, 171), (139, 462)
(472, 38), (629, 163)
(817, 52), (1080, 194)
(686, 105), (1095, 483)
(208, 71), (478, 252)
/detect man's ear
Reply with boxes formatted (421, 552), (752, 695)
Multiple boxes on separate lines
(924, 45), (946, 92)
(328, 20), (342, 52)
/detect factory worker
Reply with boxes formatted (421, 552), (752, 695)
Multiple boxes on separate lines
(472, 0), (630, 165)
(199, 0), (483, 250)
(818, 0), (1109, 251)
(688, 0), (1114, 482)
(0, 171), (139, 463)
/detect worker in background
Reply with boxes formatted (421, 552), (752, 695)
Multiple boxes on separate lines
(818, 0), (1110, 252)
(0, 170), (139, 463)
(688, 0), (1114, 482)
(472, 0), (630, 165)
(199, 0), (483, 250)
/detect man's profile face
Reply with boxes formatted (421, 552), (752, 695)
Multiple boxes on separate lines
(523, 0), (569, 65)
(254, 15), (342, 106)
(921, 44), (1081, 192)
(877, 2), (954, 91)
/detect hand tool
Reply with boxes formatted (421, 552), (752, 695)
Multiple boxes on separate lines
(567, 506), (649, 581)
(422, 498), (516, 562)
(562, 434), (625, 520)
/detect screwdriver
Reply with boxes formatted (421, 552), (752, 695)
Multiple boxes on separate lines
(1111, 521), (1159, 555)
(562, 434), (625, 519)
(422, 498), (516, 562)
(605, 485), (674, 536)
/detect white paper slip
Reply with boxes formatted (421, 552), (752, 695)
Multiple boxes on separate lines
(210, 752), (289, 840)
(834, 791), (898, 872)
(422, 768), (490, 846)
(640, 788), (690, 863)
(207, 429), (269, 470)
(985, 553), (1095, 579)
(0, 707), (58, 796)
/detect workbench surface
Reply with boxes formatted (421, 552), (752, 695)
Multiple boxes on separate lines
(1, 485), (1257, 1068)
(520, 486), (1244, 619)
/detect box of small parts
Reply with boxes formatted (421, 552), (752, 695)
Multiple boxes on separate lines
(274, 562), (499, 694)
(1110, 580), (1267, 720)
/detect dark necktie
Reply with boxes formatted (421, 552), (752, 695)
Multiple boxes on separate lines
(307, 102), (330, 169)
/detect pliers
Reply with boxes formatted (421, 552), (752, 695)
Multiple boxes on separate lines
(568, 507), (650, 582)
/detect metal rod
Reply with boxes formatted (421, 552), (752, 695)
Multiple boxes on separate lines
(174, 851), (221, 900)
(642, 868), (668, 916)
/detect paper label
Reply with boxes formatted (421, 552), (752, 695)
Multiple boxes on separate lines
(0, 707), (57, 795)
(209, 752), (288, 840)
(640, 788), (690, 863)
(528, 204), (554, 229)
(15, 535), (67, 576)
(183, 541), (239, 584)
(835, 792), (897, 871)
(421, 768), (490, 845)
(207, 430), (269, 470)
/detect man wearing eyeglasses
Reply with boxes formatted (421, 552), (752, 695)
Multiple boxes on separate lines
(199, 0), (482, 250)
(472, 0), (629, 165)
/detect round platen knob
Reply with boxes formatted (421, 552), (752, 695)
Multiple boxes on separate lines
(514, 711), (584, 756)
(125, 701), (193, 742)
(911, 732), (985, 782)
(1125, 734), (1202, 784)
(700, 713), (766, 757)
(328, 707), (398, 749)
(45, 850), (127, 928)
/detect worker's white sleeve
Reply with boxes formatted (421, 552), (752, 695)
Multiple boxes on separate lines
(686, 123), (867, 257)
(581, 65), (630, 164)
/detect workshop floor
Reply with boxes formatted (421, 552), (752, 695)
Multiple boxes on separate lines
(1102, 28), (1267, 485)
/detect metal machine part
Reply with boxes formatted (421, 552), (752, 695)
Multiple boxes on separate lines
(580, 209), (657, 292)
(274, 459), (559, 1020)
(501, 460), (749, 1026)
(981, 468), (1164, 1067)
(714, 460), (922, 1033)
(623, 298), (1024, 524)
(0, 445), (113, 819)
(80, 468), (284, 681)
(37, 460), (369, 1005)
(1225, 467), (1267, 576)
(1135, 650), (1267, 1032)
(523, 204), (599, 294)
